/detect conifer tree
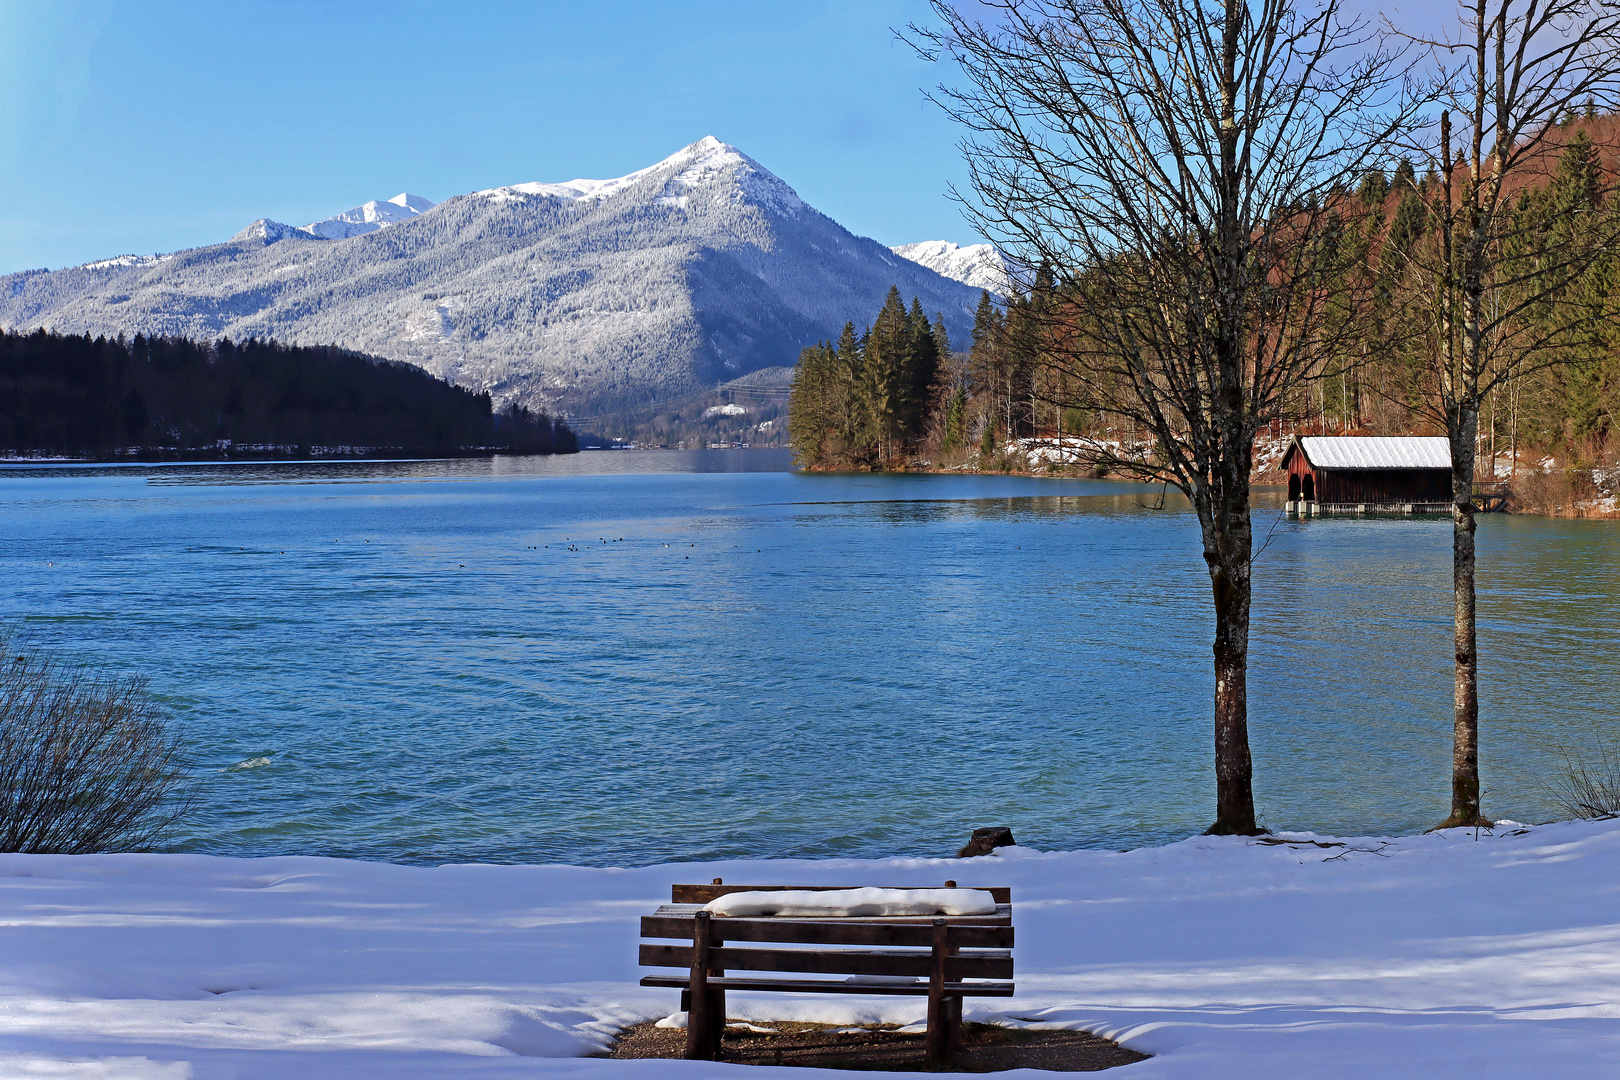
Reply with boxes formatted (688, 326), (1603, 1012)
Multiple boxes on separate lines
(788, 341), (836, 466)
(903, 297), (942, 441)
(863, 288), (911, 461)
(833, 321), (867, 455)
(1358, 170), (1390, 205)
(969, 291), (1005, 443)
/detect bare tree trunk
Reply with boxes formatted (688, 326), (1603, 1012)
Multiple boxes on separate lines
(1509, 366), (1519, 482)
(1442, 402), (1487, 827)
(1205, 453), (1257, 834)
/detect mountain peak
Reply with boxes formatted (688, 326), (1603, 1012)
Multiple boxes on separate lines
(386, 193), (434, 213)
(229, 194), (435, 245)
(303, 194), (435, 240)
(479, 138), (805, 216)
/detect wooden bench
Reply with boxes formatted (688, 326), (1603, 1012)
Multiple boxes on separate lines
(639, 880), (1014, 1066)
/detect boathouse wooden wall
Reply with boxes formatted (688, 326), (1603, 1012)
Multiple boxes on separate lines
(1284, 452), (1451, 504)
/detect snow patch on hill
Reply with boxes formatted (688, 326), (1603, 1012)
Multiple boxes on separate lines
(892, 241), (1012, 295)
(81, 254), (167, 272)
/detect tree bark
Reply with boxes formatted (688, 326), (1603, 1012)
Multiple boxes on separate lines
(1208, 557), (1257, 834)
(1202, 422), (1259, 836)
(1440, 402), (1491, 828)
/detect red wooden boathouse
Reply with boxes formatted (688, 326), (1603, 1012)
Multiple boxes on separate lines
(1282, 436), (1453, 515)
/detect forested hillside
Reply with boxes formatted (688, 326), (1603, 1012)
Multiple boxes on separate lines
(792, 116), (1620, 500)
(0, 330), (576, 460)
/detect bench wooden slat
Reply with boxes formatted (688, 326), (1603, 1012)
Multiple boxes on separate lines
(640, 914), (1014, 948)
(653, 902), (1012, 922)
(640, 974), (1016, 997)
(639, 943), (1014, 980)
(671, 884), (1012, 905)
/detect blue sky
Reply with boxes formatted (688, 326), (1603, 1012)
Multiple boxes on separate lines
(0, 0), (975, 273)
(0, 0), (1456, 276)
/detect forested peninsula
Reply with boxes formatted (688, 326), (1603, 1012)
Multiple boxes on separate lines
(788, 120), (1620, 516)
(0, 329), (576, 461)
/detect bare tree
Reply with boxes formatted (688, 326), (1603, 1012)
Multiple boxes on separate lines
(913, 0), (1413, 833)
(0, 634), (194, 853)
(1394, 0), (1620, 828)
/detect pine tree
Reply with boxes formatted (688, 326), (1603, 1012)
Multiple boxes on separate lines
(834, 321), (867, 458)
(788, 341), (836, 466)
(943, 382), (968, 452)
(968, 290), (1004, 444)
(1358, 169), (1390, 206)
(903, 297), (941, 444)
(863, 287), (911, 461)
(1393, 157), (1417, 190)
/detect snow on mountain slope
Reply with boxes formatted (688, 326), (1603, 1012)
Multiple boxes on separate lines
(228, 193), (435, 244)
(303, 193), (435, 239)
(482, 137), (804, 217)
(2, 140), (978, 416)
(892, 241), (1012, 295)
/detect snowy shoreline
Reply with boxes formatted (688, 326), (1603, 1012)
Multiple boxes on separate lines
(4, 819), (1619, 1078)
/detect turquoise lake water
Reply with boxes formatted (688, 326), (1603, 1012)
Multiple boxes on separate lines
(3, 450), (1617, 865)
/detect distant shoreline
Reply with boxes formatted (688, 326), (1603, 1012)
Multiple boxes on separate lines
(0, 449), (577, 468)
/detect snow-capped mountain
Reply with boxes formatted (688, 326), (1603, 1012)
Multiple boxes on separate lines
(1, 138), (982, 416)
(303, 193), (435, 240)
(891, 241), (1013, 295)
(232, 193), (434, 244)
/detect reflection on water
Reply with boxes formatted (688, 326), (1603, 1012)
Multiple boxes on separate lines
(0, 453), (1614, 866)
(0, 447), (796, 485)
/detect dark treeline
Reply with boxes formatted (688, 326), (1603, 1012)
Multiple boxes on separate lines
(787, 286), (951, 467)
(0, 329), (576, 459)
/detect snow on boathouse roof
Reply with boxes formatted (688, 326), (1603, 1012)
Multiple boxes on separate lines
(1288, 436), (1452, 470)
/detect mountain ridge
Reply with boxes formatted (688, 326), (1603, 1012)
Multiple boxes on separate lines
(891, 240), (1012, 294)
(0, 138), (983, 415)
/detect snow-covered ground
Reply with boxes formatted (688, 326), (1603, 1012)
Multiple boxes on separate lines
(5, 819), (1620, 1078)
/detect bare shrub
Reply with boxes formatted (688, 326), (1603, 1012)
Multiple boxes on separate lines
(0, 635), (194, 853)
(1511, 467), (1578, 516)
(1550, 742), (1620, 821)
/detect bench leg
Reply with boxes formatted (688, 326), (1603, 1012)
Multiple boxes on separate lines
(684, 911), (722, 1060)
(687, 986), (723, 1060)
(926, 918), (956, 1069)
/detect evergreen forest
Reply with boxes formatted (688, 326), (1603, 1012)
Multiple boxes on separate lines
(789, 118), (1620, 501)
(787, 287), (952, 467)
(0, 329), (576, 460)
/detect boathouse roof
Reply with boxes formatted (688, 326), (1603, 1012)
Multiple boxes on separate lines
(1285, 436), (1451, 471)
